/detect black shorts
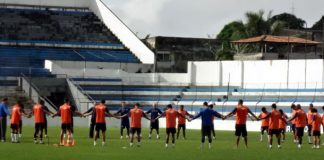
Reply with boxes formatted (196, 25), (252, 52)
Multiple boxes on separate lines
(166, 128), (176, 134)
(291, 124), (296, 132)
(121, 121), (130, 129)
(312, 131), (321, 136)
(261, 126), (269, 133)
(307, 125), (312, 135)
(130, 128), (141, 135)
(95, 123), (106, 132)
(279, 128), (286, 133)
(11, 124), (19, 130)
(178, 124), (186, 129)
(296, 127), (304, 137)
(35, 123), (45, 130)
(202, 125), (212, 137)
(235, 124), (247, 137)
(150, 121), (159, 130)
(268, 129), (280, 135)
(61, 123), (72, 131)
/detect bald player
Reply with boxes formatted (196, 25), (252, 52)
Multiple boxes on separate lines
(290, 104), (298, 143)
(146, 103), (162, 139)
(278, 109), (288, 142)
(288, 104), (307, 149)
(154, 104), (187, 148)
(177, 105), (192, 139)
(224, 99), (258, 148)
(310, 108), (321, 149)
(307, 104), (314, 144)
(258, 107), (269, 142)
(10, 101), (29, 143)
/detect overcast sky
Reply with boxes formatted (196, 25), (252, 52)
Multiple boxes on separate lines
(102, 0), (324, 38)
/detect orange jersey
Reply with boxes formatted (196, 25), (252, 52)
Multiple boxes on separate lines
(312, 113), (322, 131)
(33, 104), (45, 123)
(166, 109), (177, 128)
(59, 103), (72, 124)
(10, 105), (21, 125)
(279, 115), (286, 129)
(295, 109), (307, 128)
(291, 110), (296, 124)
(269, 110), (281, 129)
(307, 110), (313, 125)
(260, 112), (269, 127)
(130, 108), (143, 128)
(235, 105), (249, 125)
(177, 109), (187, 125)
(322, 114), (324, 126)
(95, 104), (106, 123)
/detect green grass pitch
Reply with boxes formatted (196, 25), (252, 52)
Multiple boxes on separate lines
(0, 126), (323, 160)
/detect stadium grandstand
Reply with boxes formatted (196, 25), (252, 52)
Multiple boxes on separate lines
(0, 0), (323, 133)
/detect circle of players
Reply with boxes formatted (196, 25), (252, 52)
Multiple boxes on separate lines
(0, 97), (323, 149)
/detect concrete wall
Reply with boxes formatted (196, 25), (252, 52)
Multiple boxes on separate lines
(189, 59), (324, 88)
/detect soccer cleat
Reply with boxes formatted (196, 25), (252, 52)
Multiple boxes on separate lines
(148, 134), (152, 139)
(19, 134), (22, 138)
(130, 143), (133, 147)
(277, 145), (281, 149)
(39, 140), (44, 144)
(44, 135), (48, 138)
(213, 137), (215, 140)
(126, 135), (129, 139)
(165, 144), (168, 148)
(312, 145), (316, 149)
(298, 144), (302, 149)
(208, 143), (212, 149)
(316, 145), (320, 149)
(120, 136), (123, 139)
(102, 142), (105, 146)
(1, 139), (5, 143)
(94, 141), (97, 146)
(34, 140), (38, 144)
(157, 135), (160, 139)
(269, 145), (272, 149)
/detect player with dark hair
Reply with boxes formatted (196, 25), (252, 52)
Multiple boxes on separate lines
(208, 104), (217, 139)
(224, 99), (258, 148)
(83, 103), (97, 139)
(121, 103), (150, 147)
(0, 97), (10, 142)
(10, 101), (29, 143)
(307, 104), (314, 144)
(84, 100), (117, 146)
(290, 104), (298, 143)
(115, 102), (130, 139)
(288, 104), (307, 149)
(177, 105), (192, 140)
(146, 103), (162, 139)
(52, 98), (84, 146)
(258, 107), (269, 142)
(154, 104), (187, 148)
(30, 99), (52, 144)
(310, 108), (321, 149)
(259, 104), (286, 149)
(190, 102), (224, 149)
(278, 109), (288, 142)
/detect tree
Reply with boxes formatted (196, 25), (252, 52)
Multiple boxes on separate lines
(269, 13), (305, 29)
(312, 16), (324, 30)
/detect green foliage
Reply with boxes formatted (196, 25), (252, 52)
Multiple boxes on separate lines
(269, 13), (305, 29)
(312, 16), (324, 30)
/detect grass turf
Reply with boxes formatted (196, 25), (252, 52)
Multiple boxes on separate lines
(0, 126), (323, 160)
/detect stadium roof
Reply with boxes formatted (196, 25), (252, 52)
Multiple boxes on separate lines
(232, 35), (321, 45)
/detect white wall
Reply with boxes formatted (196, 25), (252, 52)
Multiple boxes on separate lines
(189, 59), (324, 88)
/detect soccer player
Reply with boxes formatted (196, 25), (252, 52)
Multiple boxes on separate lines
(0, 98), (10, 142)
(278, 109), (288, 142)
(322, 106), (324, 146)
(10, 101), (29, 143)
(288, 104), (307, 149)
(259, 104), (286, 149)
(31, 100), (52, 144)
(52, 98), (84, 146)
(84, 100), (116, 146)
(290, 104), (298, 143)
(307, 104), (314, 144)
(42, 102), (54, 138)
(224, 99), (258, 148)
(83, 103), (97, 139)
(121, 103), (150, 147)
(18, 103), (28, 138)
(115, 102), (130, 139)
(208, 104), (216, 140)
(258, 107), (269, 142)
(154, 104), (187, 148)
(190, 102), (224, 149)
(310, 108), (321, 149)
(146, 103), (162, 139)
(177, 105), (192, 139)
